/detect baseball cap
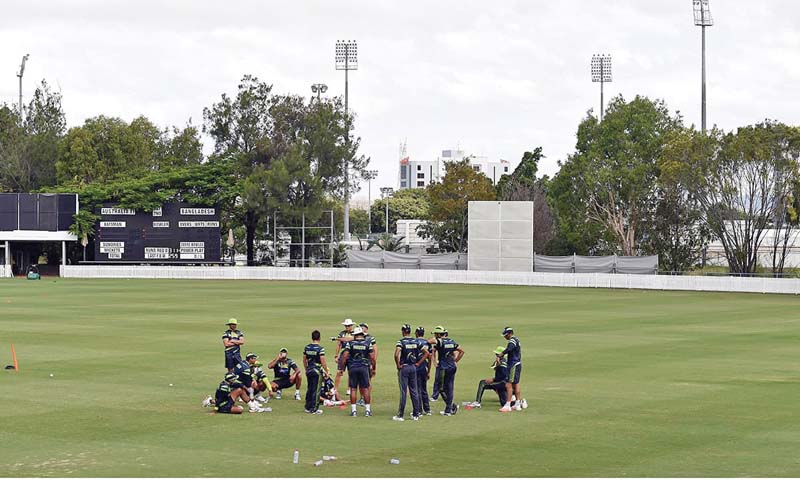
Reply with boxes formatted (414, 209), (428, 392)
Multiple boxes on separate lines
(401, 324), (411, 332)
(352, 326), (364, 336)
(493, 346), (505, 355)
(359, 323), (369, 329)
(245, 352), (258, 360)
(226, 318), (238, 326)
(433, 325), (446, 334)
(342, 318), (355, 326)
(279, 348), (288, 353)
(224, 373), (238, 382)
(502, 327), (514, 336)
(415, 326), (425, 336)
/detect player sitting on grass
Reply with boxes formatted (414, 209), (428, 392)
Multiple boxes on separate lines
(252, 363), (274, 404)
(467, 346), (509, 409)
(340, 327), (376, 417)
(267, 348), (302, 400)
(233, 353), (270, 412)
(320, 372), (346, 406)
(203, 373), (266, 413)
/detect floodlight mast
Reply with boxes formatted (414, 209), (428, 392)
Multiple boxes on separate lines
(591, 54), (612, 121)
(362, 169), (379, 234)
(693, 0), (713, 134)
(16, 54), (30, 121)
(311, 83), (328, 102)
(336, 40), (358, 241)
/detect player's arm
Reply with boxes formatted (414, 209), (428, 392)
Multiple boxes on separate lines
(267, 356), (279, 369)
(454, 346), (465, 363)
(320, 354), (329, 376)
(394, 344), (402, 369)
(222, 334), (235, 348)
(303, 354), (309, 370)
(415, 347), (430, 368)
(289, 361), (300, 381)
(233, 335), (245, 346)
(369, 350), (377, 375)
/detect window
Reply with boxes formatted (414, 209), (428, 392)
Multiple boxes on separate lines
(400, 165), (408, 179)
(401, 181), (407, 187)
(504, 166), (509, 172)
(472, 165), (481, 172)
(417, 165), (422, 171)
(417, 172), (424, 179)
(417, 181), (425, 187)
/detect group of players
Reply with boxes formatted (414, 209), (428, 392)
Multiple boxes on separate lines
(202, 317), (526, 419)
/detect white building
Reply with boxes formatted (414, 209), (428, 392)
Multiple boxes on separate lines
(398, 147), (511, 190)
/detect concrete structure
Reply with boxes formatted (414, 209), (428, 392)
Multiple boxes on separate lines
(60, 265), (800, 295)
(398, 147), (511, 190)
(468, 201), (533, 272)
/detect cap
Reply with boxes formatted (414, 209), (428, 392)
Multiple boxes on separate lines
(433, 325), (446, 334)
(352, 326), (364, 336)
(245, 352), (258, 360)
(493, 346), (505, 355)
(342, 318), (355, 326)
(415, 326), (425, 336)
(279, 348), (288, 353)
(502, 327), (514, 336)
(224, 373), (238, 382)
(226, 318), (238, 326)
(401, 324), (411, 332)
(359, 323), (369, 329)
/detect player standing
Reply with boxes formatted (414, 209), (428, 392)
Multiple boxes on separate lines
(414, 326), (432, 415)
(429, 326), (464, 416)
(393, 324), (427, 421)
(499, 327), (527, 412)
(303, 330), (329, 414)
(340, 327), (376, 417)
(222, 319), (245, 372)
(333, 318), (355, 396)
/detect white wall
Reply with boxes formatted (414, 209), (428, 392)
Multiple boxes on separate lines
(59, 266), (800, 295)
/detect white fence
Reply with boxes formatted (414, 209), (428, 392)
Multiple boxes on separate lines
(0, 266), (7, 278)
(58, 265), (800, 295)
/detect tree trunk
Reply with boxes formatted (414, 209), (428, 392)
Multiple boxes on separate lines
(245, 209), (256, 266)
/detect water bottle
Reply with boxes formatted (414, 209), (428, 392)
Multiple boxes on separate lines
(323, 456), (337, 461)
(292, 450), (299, 464)
(314, 460), (324, 467)
(390, 458), (400, 464)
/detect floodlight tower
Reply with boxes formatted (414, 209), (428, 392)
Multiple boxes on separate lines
(380, 187), (394, 234)
(16, 54), (30, 120)
(311, 83), (328, 102)
(693, 0), (713, 134)
(362, 170), (379, 234)
(591, 54), (612, 121)
(336, 40), (358, 241)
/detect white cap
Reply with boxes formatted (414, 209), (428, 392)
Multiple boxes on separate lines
(352, 326), (364, 335)
(342, 318), (355, 326)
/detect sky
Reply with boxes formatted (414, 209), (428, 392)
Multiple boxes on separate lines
(1, 0), (799, 202)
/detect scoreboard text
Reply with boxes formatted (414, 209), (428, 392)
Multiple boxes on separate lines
(94, 203), (222, 262)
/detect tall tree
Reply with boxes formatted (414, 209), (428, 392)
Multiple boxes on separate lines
(420, 159), (496, 252)
(369, 188), (430, 234)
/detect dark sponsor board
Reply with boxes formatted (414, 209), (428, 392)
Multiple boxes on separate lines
(94, 203), (221, 262)
(0, 193), (77, 232)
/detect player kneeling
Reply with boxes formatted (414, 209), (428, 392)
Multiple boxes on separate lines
(203, 373), (258, 414)
(467, 347), (509, 409)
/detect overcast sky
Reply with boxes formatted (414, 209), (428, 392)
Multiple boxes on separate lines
(1, 0), (799, 201)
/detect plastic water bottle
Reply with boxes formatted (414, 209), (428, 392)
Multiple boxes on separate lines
(323, 456), (337, 461)
(292, 450), (299, 464)
(390, 458), (400, 465)
(314, 460), (324, 467)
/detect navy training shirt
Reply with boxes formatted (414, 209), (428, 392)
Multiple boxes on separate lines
(434, 337), (459, 369)
(503, 336), (522, 365)
(304, 343), (325, 369)
(396, 337), (420, 366)
(345, 339), (373, 369)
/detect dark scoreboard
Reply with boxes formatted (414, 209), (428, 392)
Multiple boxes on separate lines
(94, 203), (221, 263)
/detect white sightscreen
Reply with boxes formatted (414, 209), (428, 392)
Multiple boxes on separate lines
(468, 201), (533, 272)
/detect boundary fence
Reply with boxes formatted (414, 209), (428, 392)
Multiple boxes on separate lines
(58, 265), (800, 295)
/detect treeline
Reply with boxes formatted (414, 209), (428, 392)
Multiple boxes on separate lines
(1, 77), (798, 273)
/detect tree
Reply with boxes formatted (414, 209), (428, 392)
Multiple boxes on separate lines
(671, 122), (800, 274)
(550, 96), (683, 256)
(369, 188), (430, 234)
(420, 159), (496, 252)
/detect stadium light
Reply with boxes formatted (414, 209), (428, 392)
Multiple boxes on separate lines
(380, 187), (393, 234)
(693, 0), (713, 134)
(311, 83), (328, 102)
(16, 54), (30, 120)
(362, 170), (379, 234)
(591, 54), (612, 121)
(336, 40), (358, 242)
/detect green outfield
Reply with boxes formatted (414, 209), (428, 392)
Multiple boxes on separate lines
(1, 279), (799, 477)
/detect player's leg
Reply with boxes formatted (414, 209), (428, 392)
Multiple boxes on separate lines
(395, 368), (408, 419)
(348, 369), (359, 415)
(293, 374), (303, 400)
(476, 380), (488, 404)
(408, 368), (421, 418)
(496, 382), (508, 406)
(304, 369), (318, 412)
(417, 368), (430, 414)
(444, 367), (456, 414)
(431, 366), (441, 400)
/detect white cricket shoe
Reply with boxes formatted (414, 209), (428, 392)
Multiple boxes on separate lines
(514, 404), (522, 411)
(499, 405), (512, 413)
(275, 390), (282, 399)
(392, 416), (405, 422)
(202, 396), (213, 407)
(255, 395), (269, 403)
(521, 399), (528, 409)
(294, 391), (301, 401)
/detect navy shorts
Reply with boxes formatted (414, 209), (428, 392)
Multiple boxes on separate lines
(272, 377), (293, 390)
(348, 367), (370, 389)
(225, 353), (241, 370)
(509, 363), (522, 384)
(216, 402), (233, 413)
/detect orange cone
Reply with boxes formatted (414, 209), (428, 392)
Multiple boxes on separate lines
(11, 343), (18, 371)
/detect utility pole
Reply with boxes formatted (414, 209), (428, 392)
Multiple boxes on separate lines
(362, 170), (379, 234)
(591, 54), (612, 121)
(335, 40), (358, 241)
(16, 54), (30, 121)
(693, 0), (713, 134)
(381, 187), (394, 235)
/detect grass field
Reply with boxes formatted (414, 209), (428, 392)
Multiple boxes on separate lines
(1, 279), (800, 477)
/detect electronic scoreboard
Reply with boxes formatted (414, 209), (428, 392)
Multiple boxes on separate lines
(94, 203), (222, 263)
